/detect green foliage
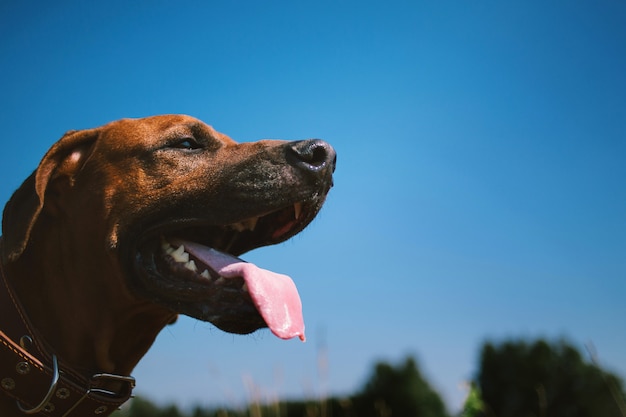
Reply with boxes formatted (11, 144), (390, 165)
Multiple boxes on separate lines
(113, 355), (449, 417)
(113, 340), (626, 417)
(115, 397), (185, 417)
(462, 383), (484, 417)
(351, 356), (450, 417)
(476, 338), (626, 417)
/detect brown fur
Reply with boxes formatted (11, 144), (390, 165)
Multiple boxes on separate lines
(0, 115), (335, 415)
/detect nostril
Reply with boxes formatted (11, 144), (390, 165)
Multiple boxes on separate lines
(304, 144), (331, 171)
(288, 139), (336, 172)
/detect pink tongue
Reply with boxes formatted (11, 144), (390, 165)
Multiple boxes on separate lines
(178, 240), (305, 342)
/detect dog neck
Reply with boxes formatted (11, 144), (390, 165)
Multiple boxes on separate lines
(0, 256), (141, 416)
(1, 234), (176, 379)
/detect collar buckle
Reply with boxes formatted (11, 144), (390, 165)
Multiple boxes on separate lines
(88, 373), (136, 397)
(16, 355), (59, 415)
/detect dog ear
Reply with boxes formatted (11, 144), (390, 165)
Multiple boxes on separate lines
(1, 128), (100, 263)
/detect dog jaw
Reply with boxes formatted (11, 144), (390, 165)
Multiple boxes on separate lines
(130, 197), (327, 338)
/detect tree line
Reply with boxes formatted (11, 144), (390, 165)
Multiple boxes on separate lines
(114, 338), (626, 417)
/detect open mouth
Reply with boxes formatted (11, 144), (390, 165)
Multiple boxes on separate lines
(133, 201), (319, 341)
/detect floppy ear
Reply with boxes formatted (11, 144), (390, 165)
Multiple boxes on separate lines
(1, 128), (100, 264)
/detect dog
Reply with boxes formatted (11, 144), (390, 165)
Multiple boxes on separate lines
(0, 115), (335, 416)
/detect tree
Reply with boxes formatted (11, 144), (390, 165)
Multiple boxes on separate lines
(462, 383), (485, 417)
(352, 356), (450, 417)
(476, 338), (626, 417)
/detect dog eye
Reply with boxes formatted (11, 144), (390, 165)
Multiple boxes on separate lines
(169, 138), (202, 150)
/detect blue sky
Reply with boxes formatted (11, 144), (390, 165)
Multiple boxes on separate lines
(1, 1), (625, 412)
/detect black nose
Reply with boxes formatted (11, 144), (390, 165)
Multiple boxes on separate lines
(287, 139), (336, 174)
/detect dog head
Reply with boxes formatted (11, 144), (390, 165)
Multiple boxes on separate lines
(2, 115), (336, 340)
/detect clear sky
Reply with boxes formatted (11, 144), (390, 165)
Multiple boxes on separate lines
(1, 1), (625, 413)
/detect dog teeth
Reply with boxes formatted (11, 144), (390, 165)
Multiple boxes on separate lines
(161, 239), (191, 263)
(229, 216), (260, 232)
(294, 202), (302, 220)
(161, 238), (236, 284)
(170, 245), (189, 263)
(184, 260), (197, 272)
(161, 238), (175, 254)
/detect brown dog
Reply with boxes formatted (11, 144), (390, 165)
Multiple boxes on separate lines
(0, 115), (335, 416)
